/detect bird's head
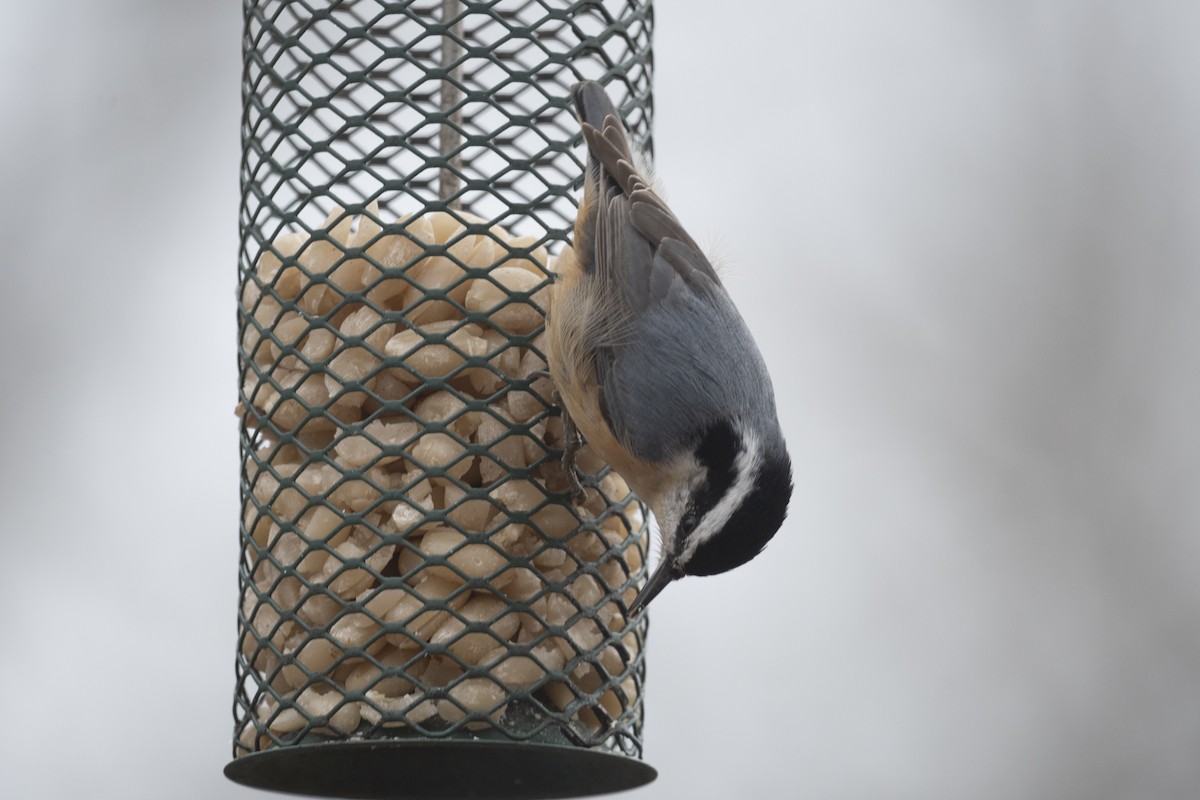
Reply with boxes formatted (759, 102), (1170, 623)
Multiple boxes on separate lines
(630, 419), (793, 614)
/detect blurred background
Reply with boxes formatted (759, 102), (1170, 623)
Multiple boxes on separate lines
(2, 0), (1198, 798)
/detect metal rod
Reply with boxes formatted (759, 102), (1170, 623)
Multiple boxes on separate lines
(439, 0), (464, 207)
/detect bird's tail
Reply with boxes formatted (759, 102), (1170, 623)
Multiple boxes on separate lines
(572, 80), (623, 136)
(571, 81), (647, 202)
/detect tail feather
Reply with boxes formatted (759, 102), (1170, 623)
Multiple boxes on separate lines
(569, 81), (722, 292)
(572, 82), (639, 191)
(572, 80), (622, 135)
(576, 81), (658, 226)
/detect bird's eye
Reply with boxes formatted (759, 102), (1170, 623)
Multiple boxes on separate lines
(682, 511), (699, 530)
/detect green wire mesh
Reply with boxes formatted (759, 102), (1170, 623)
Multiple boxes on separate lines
(231, 0), (656, 783)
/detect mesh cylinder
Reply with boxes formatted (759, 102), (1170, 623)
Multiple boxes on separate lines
(227, 1), (656, 797)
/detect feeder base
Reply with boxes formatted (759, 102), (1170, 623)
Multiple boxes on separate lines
(224, 739), (657, 799)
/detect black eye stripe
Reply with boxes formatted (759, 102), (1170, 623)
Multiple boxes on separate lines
(679, 420), (738, 541)
(685, 445), (793, 577)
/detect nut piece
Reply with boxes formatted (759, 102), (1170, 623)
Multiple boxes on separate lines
(464, 266), (548, 334)
(438, 677), (506, 723)
(386, 321), (487, 381)
(430, 594), (521, 665)
(411, 432), (473, 479)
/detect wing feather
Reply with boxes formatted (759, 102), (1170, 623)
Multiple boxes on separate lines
(571, 82), (759, 462)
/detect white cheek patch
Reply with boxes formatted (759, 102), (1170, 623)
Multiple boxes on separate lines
(655, 480), (694, 564)
(680, 430), (762, 563)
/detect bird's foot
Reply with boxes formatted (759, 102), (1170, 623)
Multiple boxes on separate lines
(533, 369), (587, 505)
(558, 396), (587, 507)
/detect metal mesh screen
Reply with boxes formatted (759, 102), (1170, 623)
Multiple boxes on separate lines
(232, 0), (656, 772)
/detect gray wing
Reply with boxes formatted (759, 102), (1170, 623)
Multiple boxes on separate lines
(572, 82), (778, 463)
(599, 281), (779, 464)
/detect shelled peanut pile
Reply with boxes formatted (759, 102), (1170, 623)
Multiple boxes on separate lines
(235, 206), (646, 753)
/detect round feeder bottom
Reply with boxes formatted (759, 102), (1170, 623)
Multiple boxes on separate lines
(224, 740), (657, 799)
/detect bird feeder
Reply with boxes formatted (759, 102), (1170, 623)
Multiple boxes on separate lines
(226, 0), (656, 797)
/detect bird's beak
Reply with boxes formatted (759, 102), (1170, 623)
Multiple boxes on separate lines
(629, 561), (679, 616)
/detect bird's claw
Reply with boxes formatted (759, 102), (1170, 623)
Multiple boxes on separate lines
(558, 392), (588, 507)
(563, 468), (587, 507)
(535, 368), (588, 506)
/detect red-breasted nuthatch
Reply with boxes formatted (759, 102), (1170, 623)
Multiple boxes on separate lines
(546, 81), (793, 615)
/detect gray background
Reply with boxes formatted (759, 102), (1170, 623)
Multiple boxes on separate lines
(2, 1), (1197, 798)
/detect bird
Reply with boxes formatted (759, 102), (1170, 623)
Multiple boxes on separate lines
(544, 81), (793, 615)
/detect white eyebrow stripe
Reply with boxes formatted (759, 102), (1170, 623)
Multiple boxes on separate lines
(680, 430), (762, 563)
